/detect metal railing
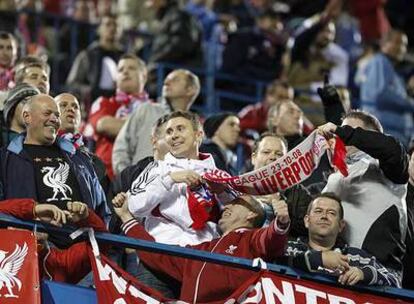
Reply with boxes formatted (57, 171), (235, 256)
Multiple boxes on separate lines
(1, 213), (413, 302)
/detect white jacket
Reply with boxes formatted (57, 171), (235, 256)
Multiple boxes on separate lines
(128, 152), (236, 246)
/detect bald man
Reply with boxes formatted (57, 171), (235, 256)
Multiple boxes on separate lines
(55, 93), (110, 194)
(55, 93), (82, 134)
(0, 94), (110, 226)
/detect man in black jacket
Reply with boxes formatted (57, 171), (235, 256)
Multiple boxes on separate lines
(221, 9), (287, 82)
(282, 193), (401, 287)
(110, 114), (169, 198)
(318, 110), (409, 286)
(200, 112), (240, 175)
(66, 14), (122, 106)
(148, 0), (201, 67)
(250, 132), (312, 238)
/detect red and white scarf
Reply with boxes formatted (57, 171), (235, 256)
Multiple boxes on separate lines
(203, 131), (348, 195)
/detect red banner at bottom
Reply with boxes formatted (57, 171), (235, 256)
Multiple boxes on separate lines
(88, 248), (411, 304)
(224, 270), (411, 304)
(0, 229), (40, 303)
(88, 247), (169, 303)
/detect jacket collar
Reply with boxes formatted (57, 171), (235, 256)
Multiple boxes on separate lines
(164, 152), (213, 162)
(7, 134), (76, 155)
(158, 97), (175, 112)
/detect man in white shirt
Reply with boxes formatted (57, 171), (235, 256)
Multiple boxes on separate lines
(127, 111), (236, 246)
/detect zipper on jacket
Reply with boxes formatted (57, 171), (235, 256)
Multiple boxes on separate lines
(192, 237), (225, 304)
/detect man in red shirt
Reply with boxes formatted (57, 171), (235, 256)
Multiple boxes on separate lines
(113, 193), (290, 303)
(87, 54), (148, 178)
(238, 80), (294, 135)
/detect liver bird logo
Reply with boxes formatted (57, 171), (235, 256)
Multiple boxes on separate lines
(0, 243), (28, 298)
(41, 163), (73, 201)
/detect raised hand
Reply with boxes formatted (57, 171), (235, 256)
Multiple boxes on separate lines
(270, 193), (290, 225)
(317, 74), (341, 106)
(317, 122), (338, 139)
(34, 204), (67, 227)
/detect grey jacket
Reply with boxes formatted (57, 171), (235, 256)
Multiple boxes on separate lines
(323, 125), (409, 276)
(112, 101), (171, 175)
(324, 151), (407, 275)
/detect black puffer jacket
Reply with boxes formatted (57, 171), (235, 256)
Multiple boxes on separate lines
(149, 1), (202, 66)
(283, 184), (312, 239)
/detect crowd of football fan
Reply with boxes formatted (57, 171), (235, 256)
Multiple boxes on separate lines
(0, 0), (413, 301)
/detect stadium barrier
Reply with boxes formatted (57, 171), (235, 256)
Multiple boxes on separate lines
(0, 214), (413, 303)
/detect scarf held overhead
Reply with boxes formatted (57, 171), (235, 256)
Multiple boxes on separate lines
(203, 131), (348, 195)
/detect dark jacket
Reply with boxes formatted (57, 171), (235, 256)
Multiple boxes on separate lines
(200, 140), (237, 175)
(79, 145), (110, 196)
(149, 2), (202, 66)
(335, 125), (409, 184)
(110, 156), (154, 198)
(1, 128), (19, 148)
(282, 185), (312, 239)
(108, 156), (154, 234)
(281, 238), (401, 287)
(66, 41), (122, 101)
(0, 134), (111, 224)
(222, 26), (286, 81)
